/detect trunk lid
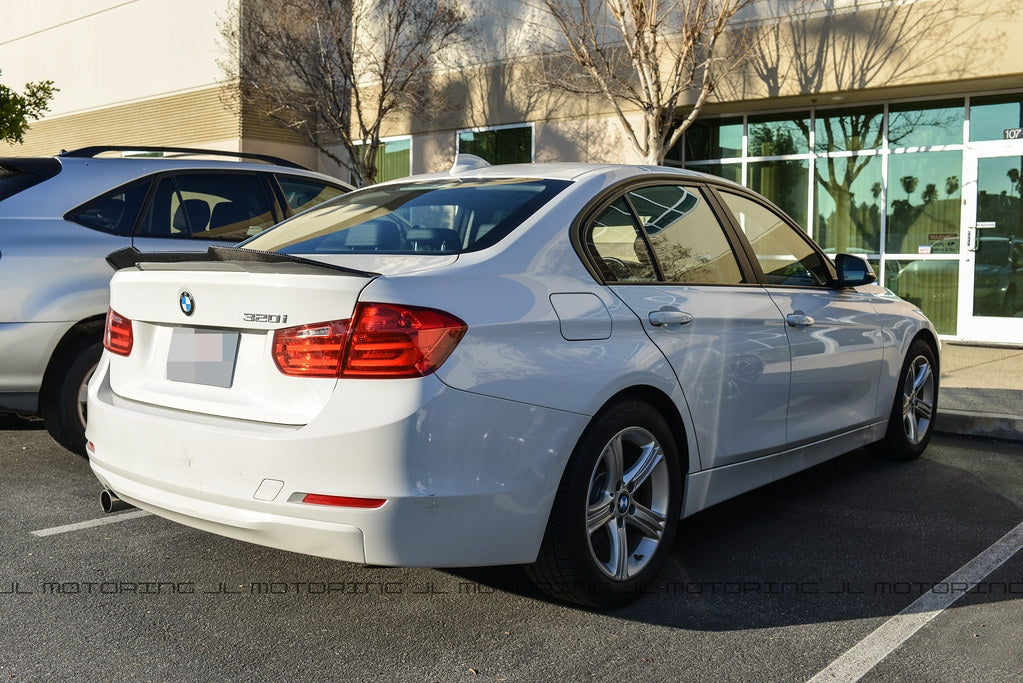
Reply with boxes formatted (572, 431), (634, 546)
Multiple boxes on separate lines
(106, 256), (372, 425)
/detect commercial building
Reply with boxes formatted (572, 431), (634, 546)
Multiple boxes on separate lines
(2, 0), (1021, 343)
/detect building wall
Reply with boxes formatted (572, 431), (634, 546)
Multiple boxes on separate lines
(0, 0), (243, 156)
(3, 0), (1022, 169)
(399, 0), (1023, 172)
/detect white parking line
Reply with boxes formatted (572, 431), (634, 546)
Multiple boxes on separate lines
(30, 510), (152, 537)
(809, 519), (1023, 682)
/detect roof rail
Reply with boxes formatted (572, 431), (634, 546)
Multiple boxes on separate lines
(58, 146), (308, 170)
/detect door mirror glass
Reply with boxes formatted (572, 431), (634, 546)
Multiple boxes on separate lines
(835, 253), (876, 287)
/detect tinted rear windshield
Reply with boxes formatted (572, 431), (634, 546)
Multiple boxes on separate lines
(243, 178), (571, 255)
(0, 158), (61, 202)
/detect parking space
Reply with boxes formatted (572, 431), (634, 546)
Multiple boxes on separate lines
(1, 425), (1020, 681)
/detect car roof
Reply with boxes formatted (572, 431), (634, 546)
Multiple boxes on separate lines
(0, 150), (350, 216)
(0, 146), (346, 184)
(397, 157), (743, 189)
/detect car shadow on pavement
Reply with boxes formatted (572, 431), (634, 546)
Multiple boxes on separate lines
(0, 414), (45, 430)
(447, 436), (1023, 628)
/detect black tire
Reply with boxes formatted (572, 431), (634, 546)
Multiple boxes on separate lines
(526, 397), (682, 609)
(41, 334), (103, 458)
(869, 339), (938, 461)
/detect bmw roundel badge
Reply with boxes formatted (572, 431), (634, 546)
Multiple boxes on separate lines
(179, 291), (195, 316)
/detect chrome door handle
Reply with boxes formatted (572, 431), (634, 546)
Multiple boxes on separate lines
(649, 310), (694, 326)
(786, 312), (815, 327)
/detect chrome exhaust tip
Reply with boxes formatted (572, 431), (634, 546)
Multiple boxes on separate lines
(100, 488), (133, 513)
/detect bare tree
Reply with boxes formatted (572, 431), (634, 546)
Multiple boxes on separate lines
(748, 0), (1007, 251)
(750, 0), (1001, 99)
(220, 0), (469, 185)
(535, 0), (756, 165)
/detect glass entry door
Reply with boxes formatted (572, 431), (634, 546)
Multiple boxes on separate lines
(959, 149), (1023, 343)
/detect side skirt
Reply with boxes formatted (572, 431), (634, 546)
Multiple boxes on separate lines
(681, 421), (887, 518)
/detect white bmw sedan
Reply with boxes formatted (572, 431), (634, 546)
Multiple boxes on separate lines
(87, 158), (939, 608)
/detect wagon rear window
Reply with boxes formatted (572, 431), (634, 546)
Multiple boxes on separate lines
(0, 159), (60, 202)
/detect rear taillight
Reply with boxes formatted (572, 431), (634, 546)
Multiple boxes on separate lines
(345, 303), (467, 378)
(272, 320), (349, 378)
(272, 303), (466, 379)
(103, 308), (133, 356)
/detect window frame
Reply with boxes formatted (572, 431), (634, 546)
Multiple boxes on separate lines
(710, 185), (838, 289)
(574, 177), (762, 287)
(141, 171), (284, 242)
(271, 174), (350, 216)
(351, 135), (413, 184)
(456, 123), (535, 165)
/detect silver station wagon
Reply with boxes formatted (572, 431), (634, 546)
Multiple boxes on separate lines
(0, 146), (349, 455)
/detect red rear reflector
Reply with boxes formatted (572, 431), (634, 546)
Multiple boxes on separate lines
(301, 493), (386, 509)
(103, 307), (133, 356)
(272, 303), (466, 379)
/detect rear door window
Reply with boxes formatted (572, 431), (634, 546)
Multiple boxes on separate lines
(588, 198), (657, 282)
(136, 173), (279, 242)
(584, 183), (744, 285)
(629, 185), (744, 285)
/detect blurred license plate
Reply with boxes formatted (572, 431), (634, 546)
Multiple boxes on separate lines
(166, 328), (240, 388)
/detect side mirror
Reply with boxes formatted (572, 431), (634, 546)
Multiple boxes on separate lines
(834, 253), (876, 287)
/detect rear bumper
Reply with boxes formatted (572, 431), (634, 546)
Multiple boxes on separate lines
(86, 355), (588, 567)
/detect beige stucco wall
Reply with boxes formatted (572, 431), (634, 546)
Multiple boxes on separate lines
(2, 0), (1021, 173)
(0, 0), (235, 117)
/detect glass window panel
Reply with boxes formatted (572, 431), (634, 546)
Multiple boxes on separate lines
(277, 177), (346, 214)
(974, 155), (1023, 316)
(682, 118), (743, 161)
(885, 150), (963, 254)
(586, 199), (657, 282)
(970, 94), (1023, 142)
(173, 173), (277, 241)
(684, 162), (742, 184)
(814, 155), (882, 254)
(747, 115), (810, 157)
(376, 138), (411, 182)
(69, 179), (150, 236)
(889, 100), (964, 148)
(886, 259), (958, 335)
(628, 186), (743, 284)
(458, 126), (532, 164)
(749, 159), (809, 230)
(246, 179), (569, 255)
(719, 191), (829, 286)
(815, 106), (884, 153)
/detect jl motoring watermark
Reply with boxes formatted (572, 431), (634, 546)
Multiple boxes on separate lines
(2, 579), (1022, 599)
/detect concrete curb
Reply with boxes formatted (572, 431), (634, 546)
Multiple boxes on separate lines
(934, 410), (1023, 443)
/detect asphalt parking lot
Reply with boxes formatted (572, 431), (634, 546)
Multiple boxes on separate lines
(1, 421), (1021, 681)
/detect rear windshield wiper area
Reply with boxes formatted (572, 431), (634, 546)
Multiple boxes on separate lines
(106, 246), (380, 278)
